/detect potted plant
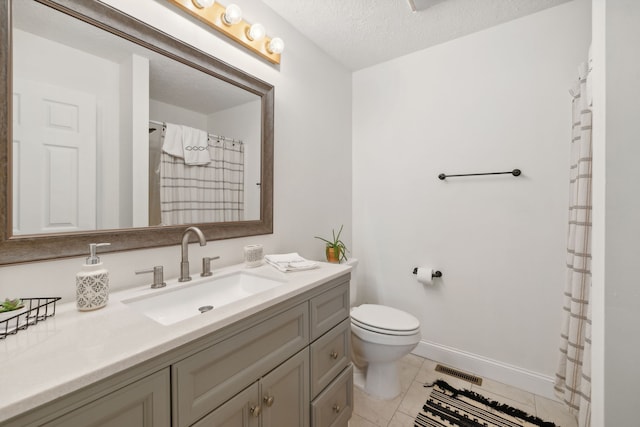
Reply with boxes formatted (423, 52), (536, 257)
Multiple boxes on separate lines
(0, 298), (27, 324)
(315, 225), (349, 263)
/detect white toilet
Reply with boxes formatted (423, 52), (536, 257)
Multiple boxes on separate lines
(347, 260), (421, 400)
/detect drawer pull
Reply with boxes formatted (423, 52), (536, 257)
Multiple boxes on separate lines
(263, 395), (275, 407)
(250, 405), (261, 417)
(330, 351), (339, 360)
(332, 403), (341, 413)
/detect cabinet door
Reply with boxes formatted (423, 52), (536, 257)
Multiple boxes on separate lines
(261, 348), (310, 427)
(192, 382), (260, 427)
(44, 369), (170, 427)
(173, 303), (308, 427)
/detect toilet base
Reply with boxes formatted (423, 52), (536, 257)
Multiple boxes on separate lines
(352, 364), (366, 390)
(354, 362), (401, 400)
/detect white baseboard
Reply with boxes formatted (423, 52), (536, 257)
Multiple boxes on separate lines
(413, 340), (558, 401)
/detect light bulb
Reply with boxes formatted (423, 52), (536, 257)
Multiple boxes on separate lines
(223, 4), (242, 25)
(247, 23), (266, 41)
(192, 0), (214, 8)
(267, 37), (285, 54)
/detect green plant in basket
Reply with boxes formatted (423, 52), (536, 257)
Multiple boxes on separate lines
(0, 298), (24, 313)
(314, 225), (349, 263)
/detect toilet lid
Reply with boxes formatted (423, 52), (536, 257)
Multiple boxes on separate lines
(351, 304), (420, 334)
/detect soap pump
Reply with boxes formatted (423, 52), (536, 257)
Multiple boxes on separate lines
(76, 243), (111, 311)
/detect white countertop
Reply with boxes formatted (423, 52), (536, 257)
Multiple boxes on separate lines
(0, 261), (351, 423)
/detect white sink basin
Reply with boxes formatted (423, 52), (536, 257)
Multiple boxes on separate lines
(123, 271), (285, 325)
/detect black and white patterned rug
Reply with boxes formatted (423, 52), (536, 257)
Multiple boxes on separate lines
(415, 380), (558, 427)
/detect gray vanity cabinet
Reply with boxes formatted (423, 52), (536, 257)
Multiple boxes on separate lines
(1, 273), (352, 427)
(43, 369), (170, 427)
(309, 284), (353, 427)
(172, 302), (309, 427)
(179, 280), (351, 427)
(191, 348), (309, 427)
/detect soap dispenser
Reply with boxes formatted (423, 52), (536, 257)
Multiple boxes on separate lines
(76, 243), (111, 311)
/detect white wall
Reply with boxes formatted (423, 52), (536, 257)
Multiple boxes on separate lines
(591, 0), (640, 424)
(353, 0), (590, 398)
(590, 1), (605, 423)
(120, 54), (150, 228)
(0, 0), (352, 302)
(149, 99), (208, 129)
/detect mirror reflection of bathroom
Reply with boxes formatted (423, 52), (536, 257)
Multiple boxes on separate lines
(11, 0), (263, 235)
(147, 108), (261, 226)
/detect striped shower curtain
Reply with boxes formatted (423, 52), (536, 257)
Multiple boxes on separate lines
(554, 62), (592, 427)
(209, 138), (245, 222)
(160, 138), (244, 225)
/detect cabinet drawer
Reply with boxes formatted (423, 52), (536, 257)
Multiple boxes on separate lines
(44, 369), (170, 427)
(173, 303), (309, 427)
(311, 365), (353, 427)
(310, 283), (349, 341)
(310, 318), (350, 398)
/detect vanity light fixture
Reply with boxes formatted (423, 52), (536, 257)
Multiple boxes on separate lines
(222, 4), (242, 25)
(169, 0), (284, 64)
(246, 23), (266, 42)
(192, 0), (215, 8)
(267, 37), (285, 54)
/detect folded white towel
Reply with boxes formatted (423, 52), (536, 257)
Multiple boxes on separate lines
(265, 253), (319, 272)
(162, 122), (183, 158)
(182, 125), (211, 165)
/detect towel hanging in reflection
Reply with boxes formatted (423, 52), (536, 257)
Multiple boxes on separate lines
(161, 123), (210, 165)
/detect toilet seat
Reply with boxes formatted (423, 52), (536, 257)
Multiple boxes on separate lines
(351, 304), (420, 336)
(351, 321), (421, 346)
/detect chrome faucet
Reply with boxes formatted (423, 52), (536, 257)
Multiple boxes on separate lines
(179, 226), (207, 282)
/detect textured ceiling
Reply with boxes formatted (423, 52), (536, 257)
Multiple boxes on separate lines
(262, 0), (572, 70)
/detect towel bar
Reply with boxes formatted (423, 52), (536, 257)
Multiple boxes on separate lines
(438, 169), (521, 180)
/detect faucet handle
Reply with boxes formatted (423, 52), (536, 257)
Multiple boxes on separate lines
(201, 256), (220, 277)
(136, 266), (166, 289)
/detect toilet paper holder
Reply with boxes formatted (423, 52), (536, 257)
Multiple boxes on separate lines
(412, 268), (442, 278)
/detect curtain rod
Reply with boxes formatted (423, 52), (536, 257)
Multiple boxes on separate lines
(149, 120), (243, 144)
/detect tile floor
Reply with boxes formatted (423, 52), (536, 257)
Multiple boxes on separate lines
(348, 354), (578, 427)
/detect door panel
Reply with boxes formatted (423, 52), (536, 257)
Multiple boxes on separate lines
(192, 382), (260, 427)
(13, 79), (96, 234)
(261, 348), (310, 427)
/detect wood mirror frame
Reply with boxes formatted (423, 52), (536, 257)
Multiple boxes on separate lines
(0, 0), (274, 265)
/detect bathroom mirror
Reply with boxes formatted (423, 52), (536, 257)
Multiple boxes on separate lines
(0, 0), (274, 265)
